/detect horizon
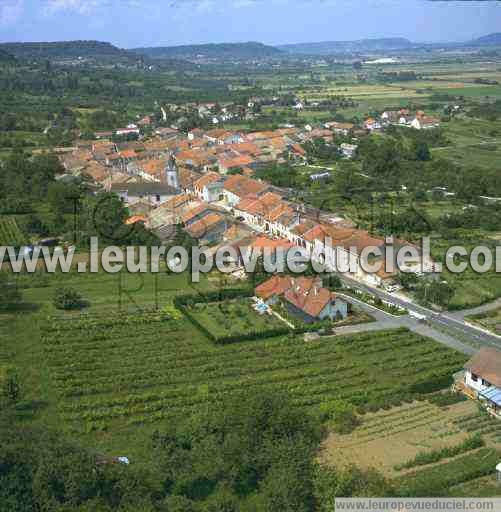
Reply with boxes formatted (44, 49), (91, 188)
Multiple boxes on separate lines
(1, 0), (501, 48)
(2, 32), (501, 50)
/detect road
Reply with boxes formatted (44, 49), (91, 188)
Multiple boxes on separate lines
(337, 275), (501, 356)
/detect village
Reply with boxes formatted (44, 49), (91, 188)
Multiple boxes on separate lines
(52, 105), (501, 423)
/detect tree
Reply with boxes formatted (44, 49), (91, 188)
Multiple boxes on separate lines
(1, 367), (21, 404)
(152, 390), (322, 509)
(415, 142), (431, 162)
(0, 272), (22, 310)
(319, 400), (359, 434)
(53, 288), (88, 310)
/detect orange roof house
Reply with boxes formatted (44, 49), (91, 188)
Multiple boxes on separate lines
(255, 275), (348, 322)
(223, 174), (269, 200)
(218, 154), (255, 173)
(185, 213), (226, 241)
(256, 275), (295, 301)
(284, 278), (336, 320)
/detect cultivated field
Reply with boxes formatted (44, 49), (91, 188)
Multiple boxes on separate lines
(322, 399), (501, 496)
(0, 215), (25, 246)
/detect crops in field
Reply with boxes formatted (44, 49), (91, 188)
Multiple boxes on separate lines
(395, 448), (500, 496)
(0, 216), (25, 246)
(42, 314), (466, 433)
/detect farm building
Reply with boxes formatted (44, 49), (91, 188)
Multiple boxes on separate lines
(457, 347), (501, 418)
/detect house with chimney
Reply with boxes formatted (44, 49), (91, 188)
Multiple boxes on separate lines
(256, 276), (349, 323)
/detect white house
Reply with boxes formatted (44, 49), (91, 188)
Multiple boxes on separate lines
(110, 183), (178, 206)
(193, 172), (224, 203)
(461, 348), (501, 418)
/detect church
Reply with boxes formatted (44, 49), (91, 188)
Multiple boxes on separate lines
(110, 153), (181, 206)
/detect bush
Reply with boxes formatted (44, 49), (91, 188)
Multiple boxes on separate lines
(320, 400), (359, 434)
(428, 391), (467, 408)
(53, 288), (88, 311)
(395, 434), (484, 471)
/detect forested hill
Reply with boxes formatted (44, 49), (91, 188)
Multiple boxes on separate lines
(0, 41), (133, 60)
(132, 42), (283, 60)
(279, 38), (415, 55)
(469, 33), (501, 46)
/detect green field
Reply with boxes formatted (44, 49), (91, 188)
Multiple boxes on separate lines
(1, 268), (467, 462)
(395, 448), (501, 497)
(0, 216), (26, 246)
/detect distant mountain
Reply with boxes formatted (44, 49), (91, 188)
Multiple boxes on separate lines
(278, 38), (415, 55)
(132, 42), (283, 60)
(0, 41), (134, 60)
(469, 33), (501, 46)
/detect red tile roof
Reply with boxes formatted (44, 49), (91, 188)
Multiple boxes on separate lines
(186, 213), (225, 239)
(256, 276), (295, 301)
(194, 172), (222, 190)
(284, 277), (334, 318)
(223, 174), (268, 198)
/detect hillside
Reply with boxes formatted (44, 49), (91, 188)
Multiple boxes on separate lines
(132, 42), (283, 60)
(469, 33), (501, 46)
(279, 37), (415, 55)
(0, 40), (134, 60)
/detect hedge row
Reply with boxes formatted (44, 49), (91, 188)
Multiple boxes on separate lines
(395, 434), (484, 471)
(174, 289), (294, 344)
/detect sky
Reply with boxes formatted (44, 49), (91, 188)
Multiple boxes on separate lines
(0, 0), (501, 48)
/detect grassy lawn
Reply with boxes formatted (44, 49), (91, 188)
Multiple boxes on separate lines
(465, 307), (501, 336)
(187, 298), (285, 337)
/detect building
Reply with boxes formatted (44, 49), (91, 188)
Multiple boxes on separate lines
(185, 212), (228, 244)
(165, 153), (181, 193)
(222, 174), (269, 207)
(110, 182), (179, 206)
(256, 276), (349, 323)
(193, 172), (225, 203)
(459, 348), (501, 418)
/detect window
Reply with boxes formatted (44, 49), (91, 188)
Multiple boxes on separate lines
(471, 373), (478, 382)
(156, 194), (161, 202)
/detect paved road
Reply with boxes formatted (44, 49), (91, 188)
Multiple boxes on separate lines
(337, 275), (499, 355)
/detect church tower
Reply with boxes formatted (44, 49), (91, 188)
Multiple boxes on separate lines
(165, 153), (180, 192)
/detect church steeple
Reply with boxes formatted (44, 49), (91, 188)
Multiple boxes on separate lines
(165, 152), (180, 192)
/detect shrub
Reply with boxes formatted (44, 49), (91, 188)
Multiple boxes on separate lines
(53, 288), (88, 311)
(428, 391), (467, 408)
(395, 434), (484, 471)
(320, 400), (359, 434)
